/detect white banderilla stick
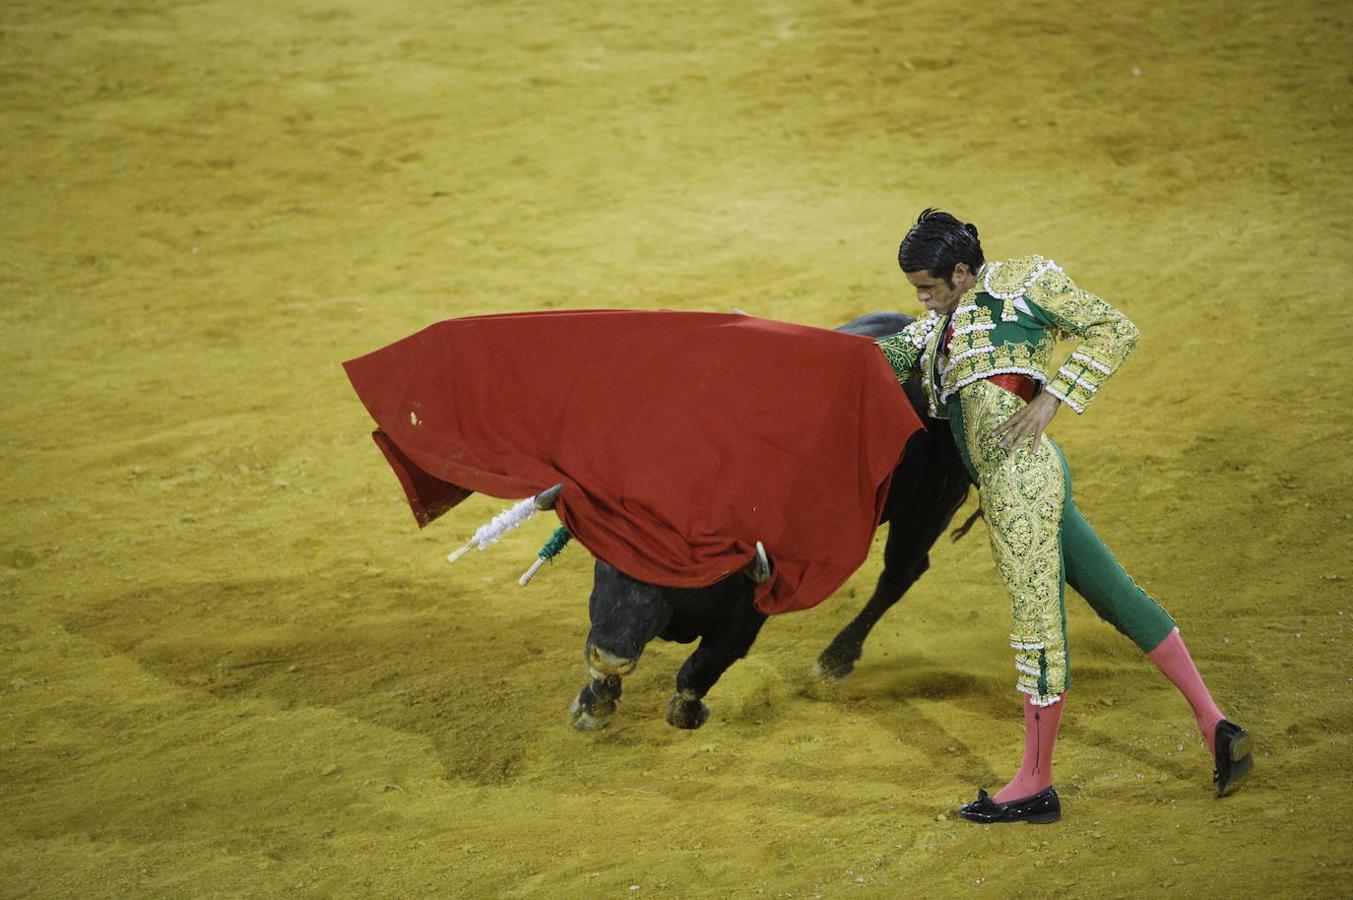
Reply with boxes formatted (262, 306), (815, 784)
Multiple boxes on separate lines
(446, 484), (564, 563)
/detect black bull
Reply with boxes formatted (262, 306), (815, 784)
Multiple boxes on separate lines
(569, 312), (974, 731)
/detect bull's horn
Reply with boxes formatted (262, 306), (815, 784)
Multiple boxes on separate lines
(534, 483), (564, 510)
(745, 540), (772, 584)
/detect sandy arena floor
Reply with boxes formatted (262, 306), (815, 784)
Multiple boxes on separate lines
(2, 0), (1351, 896)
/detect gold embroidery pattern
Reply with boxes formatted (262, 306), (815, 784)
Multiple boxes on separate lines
(940, 338), (1047, 405)
(876, 315), (936, 382)
(943, 304), (997, 367)
(875, 256), (1137, 420)
(982, 256), (1060, 323)
(931, 269), (1060, 405)
(1021, 259), (1139, 414)
(959, 379), (1068, 704)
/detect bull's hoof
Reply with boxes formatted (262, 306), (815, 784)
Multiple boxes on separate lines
(666, 691), (711, 729)
(569, 691), (614, 731)
(811, 649), (857, 682)
(571, 710), (611, 732)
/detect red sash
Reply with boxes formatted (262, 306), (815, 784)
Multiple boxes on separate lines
(986, 373), (1037, 402)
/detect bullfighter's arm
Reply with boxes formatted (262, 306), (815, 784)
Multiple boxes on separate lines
(875, 315), (936, 383)
(1024, 262), (1140, 414)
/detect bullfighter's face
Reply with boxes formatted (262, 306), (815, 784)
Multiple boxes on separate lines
(905, 263), (976, 316)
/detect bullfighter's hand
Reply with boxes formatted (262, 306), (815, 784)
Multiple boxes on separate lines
(993, 392), (1062, 453)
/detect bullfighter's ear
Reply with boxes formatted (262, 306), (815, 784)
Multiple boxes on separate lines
(534, 483), (565, 510)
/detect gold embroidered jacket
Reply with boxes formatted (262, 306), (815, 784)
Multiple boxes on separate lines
(877, 255), (1139, 417)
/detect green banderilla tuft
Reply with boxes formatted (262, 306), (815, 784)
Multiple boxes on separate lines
(519, 527), (573, 586)
(540, 526), (572, 560)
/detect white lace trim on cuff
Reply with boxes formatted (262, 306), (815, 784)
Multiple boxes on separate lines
(1056, 367), (1100, 393)
(1071, 351), (1112, 375)
(1045, 384), (1085, 414)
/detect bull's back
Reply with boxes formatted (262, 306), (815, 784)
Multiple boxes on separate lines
(835, 311), (913, 339)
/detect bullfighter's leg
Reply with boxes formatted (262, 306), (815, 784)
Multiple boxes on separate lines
(570, 560), (674, 731)
(1061, 498), (1175, 651)
(666, 592), (768, 729)
(949, 380), (1069, 823)
(1057, 454), (1250, 795)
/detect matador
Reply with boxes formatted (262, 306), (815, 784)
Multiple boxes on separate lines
(877, 209), (1252, 824)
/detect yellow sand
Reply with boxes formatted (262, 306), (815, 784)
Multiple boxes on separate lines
(2, 0), (1351, 895)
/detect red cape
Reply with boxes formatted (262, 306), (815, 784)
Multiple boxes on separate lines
(342, 310), (922, 614)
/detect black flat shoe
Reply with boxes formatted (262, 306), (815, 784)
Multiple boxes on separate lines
(957, 787), (1061, 824)
(1214, 719), (1253, 797)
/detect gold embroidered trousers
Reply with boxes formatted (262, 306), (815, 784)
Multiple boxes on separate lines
(946, 380), (1177, 705)
(950, 380), (1069, 704)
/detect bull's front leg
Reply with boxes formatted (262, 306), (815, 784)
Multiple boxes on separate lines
(568, 658), (628, 732)
(815, 462), (970, 681)
(812, 548), (926, 681)
(667, 593), (768, 729)
(569, 560), (673, 731)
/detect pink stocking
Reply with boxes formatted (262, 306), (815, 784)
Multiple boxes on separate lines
(1147, 627), (1225, 754)
(993, 694), (1064, 803)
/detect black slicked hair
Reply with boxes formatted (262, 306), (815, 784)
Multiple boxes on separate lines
(897, 208), (985, 284)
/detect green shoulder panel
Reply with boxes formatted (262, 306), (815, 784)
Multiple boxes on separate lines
(977, 294), (1045, 348)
